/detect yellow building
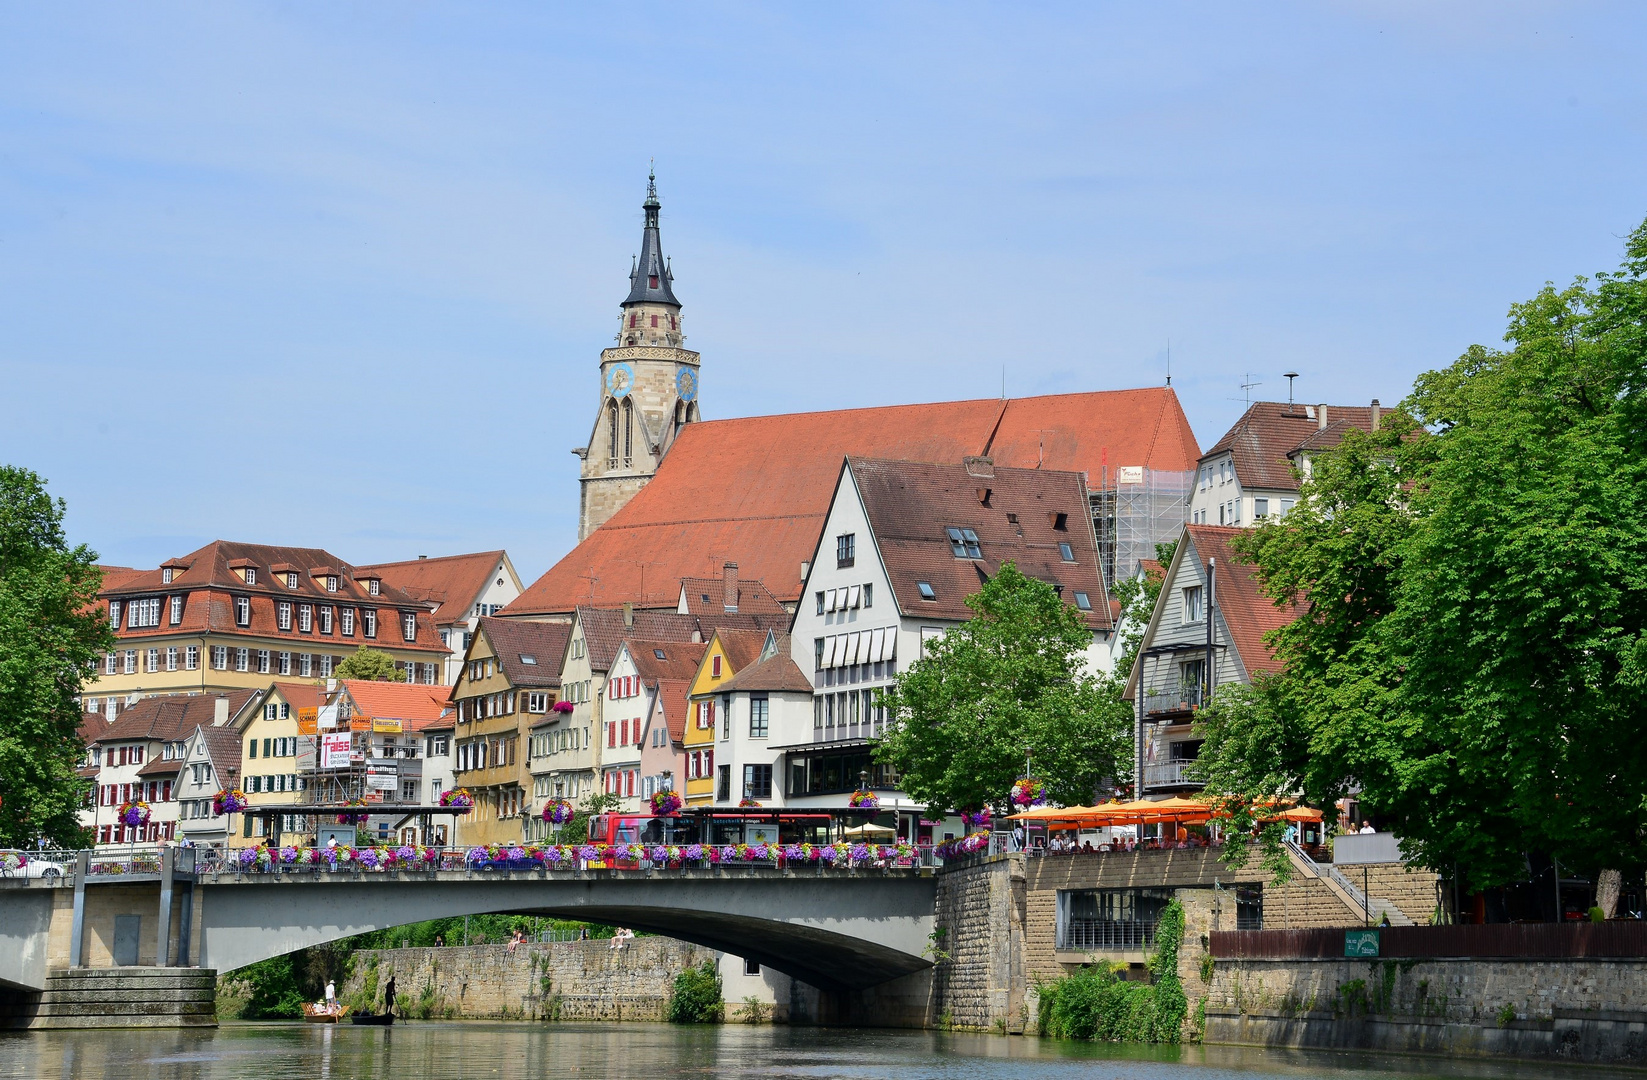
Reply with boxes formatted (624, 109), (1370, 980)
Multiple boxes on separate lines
(683, 629), (771, 805)
(451, 617), (570, 846)
(83, 541), (450, 716)
(229, 680), (324, 848)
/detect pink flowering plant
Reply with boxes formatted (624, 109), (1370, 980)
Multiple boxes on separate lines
(212, 789), (248, 815)
(116, 800), (151, 828)
(847, 790), (879, 811)
(649, 789), (683, 816)
(542, 799), (575, 825)
(440, 788), (474, 812)
(1010, 777), (1046, 808)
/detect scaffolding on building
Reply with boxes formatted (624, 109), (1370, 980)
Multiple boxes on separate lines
(1091, 467), (1194, 590)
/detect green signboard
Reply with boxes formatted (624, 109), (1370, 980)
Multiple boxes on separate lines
(1344, 929), (1381, 957)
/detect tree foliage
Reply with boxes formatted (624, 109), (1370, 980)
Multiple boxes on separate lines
(665, 959), (724, 1023)
(873, 562), (1132, 813)
(1198, 216), (1647, 890)
(0, 466), (114, 847)
(335, 646), (400, 682)
(1036, 899), (1186, 1043)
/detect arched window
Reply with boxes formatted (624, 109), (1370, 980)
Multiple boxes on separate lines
(674, 400), (686, 437)
(607, 401), (619, 464)
(621, 399), (633, 462)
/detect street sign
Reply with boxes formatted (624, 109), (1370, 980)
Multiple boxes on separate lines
(1345, 929), (1381, 957)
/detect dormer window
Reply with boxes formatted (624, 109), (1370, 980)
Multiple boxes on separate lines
(245, 567), (257, 585)
(327, 576), (338, 593)
(368, 579), (380, 597)
(286, 572), (298, 589)
(162, 568), (173, 584)
(917, 581), (937, 601)
(946, 528), (981, 559)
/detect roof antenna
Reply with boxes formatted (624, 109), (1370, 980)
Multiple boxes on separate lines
(1165, 338), (1172, 386)
(1283, 371), (1299, 405)
(1001, 364), (1006, 400)
(1240, 372), (1262, 409)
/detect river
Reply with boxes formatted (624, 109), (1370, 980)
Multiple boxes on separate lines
(0, 1022), (1636, 1080)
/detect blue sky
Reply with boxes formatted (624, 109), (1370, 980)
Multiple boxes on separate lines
(3, 4), (1643, 582)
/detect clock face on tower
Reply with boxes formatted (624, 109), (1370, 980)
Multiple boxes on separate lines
(606, 362), (635, 400)
(676, 367), (699, 403)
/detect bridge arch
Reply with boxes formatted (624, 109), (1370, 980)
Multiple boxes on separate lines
(198, 872), (936, 992)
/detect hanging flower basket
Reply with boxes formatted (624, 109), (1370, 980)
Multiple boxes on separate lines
(336, 800), (370, 825)
(212, 789), (248, 815)
(552, 700), (576, 714)
(1010, 777), (1046, 808)
(961, 808), (992, 829)
(440, 788), (474, 813)
(649, 789), (683, 816)
(847, 790), (879, 811)
(737, 797), (762, 809)
(117, 800), (151, 828)
(542, 799), (575, 825)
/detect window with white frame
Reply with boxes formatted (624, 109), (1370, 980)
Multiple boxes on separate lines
(145, 648), (159, 672)
(234, 596), (250, 626)
(109, 600), (121, 627)
(256, 649), (270, 674)
(105, 652), (118, 675)
(128, 597), (161, 628)
(123, 650), (136, 675)
(320, 606), (333, 634)
(401, 612), (416, 642)
(319, 653), (332, 677)
(211, 646), (228, 670)
(170, 595), (184, 625)
(185, 645), (199, 670)
(299, 653), (313, 677)
(1182, 585), (1205, 623)
(363, 610), (377, 638)
(368, 579), (380, 596)
(526, 692), (548, 713)
(278, 651), (291, 675)
(341, 608), (355, 636)
(235, 648), (249, 672)
(277, 602), (292, 631)
(299, 604), (313, 632)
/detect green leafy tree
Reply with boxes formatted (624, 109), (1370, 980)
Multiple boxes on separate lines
(335, 646), (400, 682)
(665, 959), (724, 1023)
(556, 791), (621, 845)
(1205, 215), (1647, 891)
(0, 467), (114, 847)
(1187, 679), (1302, 883)
(873, 561), (1132, 812)
(1111, 541), (1175, 676)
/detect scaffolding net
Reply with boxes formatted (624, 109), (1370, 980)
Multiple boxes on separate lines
(1091, 467), (1193, 589)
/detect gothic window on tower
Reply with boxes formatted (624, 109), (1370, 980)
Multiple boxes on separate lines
(622, 399), (633, 464)
(607, 401), (620, 468)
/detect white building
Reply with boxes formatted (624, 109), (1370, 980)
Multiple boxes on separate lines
(360, 551), (526, 684)
(601, 639), (705, 811)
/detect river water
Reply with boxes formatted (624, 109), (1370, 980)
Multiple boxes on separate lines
(0, 1022), (1635, 1080)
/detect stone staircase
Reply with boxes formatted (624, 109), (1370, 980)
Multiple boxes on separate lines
(4, 968), (217, 1029)
(1284, 842), (1414, 926)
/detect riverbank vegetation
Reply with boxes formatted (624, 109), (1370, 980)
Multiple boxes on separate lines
(1035, 899), (1187, 1043)
(665, 960), (724, 1023)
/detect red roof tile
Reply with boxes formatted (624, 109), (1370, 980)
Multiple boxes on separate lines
(269, 682), (327, 712)
(95, 690), (261, 745)
(718, 652), (813, 694)
(507, 388), (1200, 614)
(656, 679), (691, 744)
(1185, 525), (1296, 677)
(476, 616), (571, 689)
(628, 640), (709, 684)
(676, 572), (787, 616)
(848, 458), (1113, 629)
(1203, 401), (1387, 492)
(341, 680), (453, 727)
(358, 551), (512, 627)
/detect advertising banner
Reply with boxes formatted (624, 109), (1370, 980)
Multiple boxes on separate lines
(372, 717), (403, 734)
(321, 733), (353, 769)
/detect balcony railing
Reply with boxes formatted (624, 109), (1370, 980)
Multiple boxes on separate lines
(1144, 685), (1203, 716)
(1058, 918), (1158, 951)
(1143, 761), (1200, 788)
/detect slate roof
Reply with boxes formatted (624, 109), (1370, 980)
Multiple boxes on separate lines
(677, 573), (787, 616)
(718, 651), (814, 695)
(628, 640), (709, 684)
(624, 172), (680, 307)
(95, 691), (260, 745)
(847, 457), (1113, 629)
(98, 540), (448, 655)
(506, 387), (1201, 614)
(1184, 525), (1296, 678)
(477, 616), (570, 689)
(358, 551), (509, 627)
(1202, 401), (1384, 492)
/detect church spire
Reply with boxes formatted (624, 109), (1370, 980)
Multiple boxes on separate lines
(624, 167), (680, 308)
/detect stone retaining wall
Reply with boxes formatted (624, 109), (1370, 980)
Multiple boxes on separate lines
(931, 854), (1023, 1032)
(342, 939), (715, 1021)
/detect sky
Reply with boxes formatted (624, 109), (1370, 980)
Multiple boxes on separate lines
(3, 4), (1644, 583)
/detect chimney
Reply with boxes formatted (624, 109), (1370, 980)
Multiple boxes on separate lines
(622, 601), (634, 628)
(1370, 399), (1382, 431)
(1317, 404), (1329, 431)
(722, 562), (740, 613)
(213, 695), (229, 726)
(963, 455), (995, 478)
(418, 554), (427, 560)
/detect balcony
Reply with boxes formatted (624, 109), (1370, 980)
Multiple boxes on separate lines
(1143, 761), (1201, 789)
(1143, 684), (1203, 717)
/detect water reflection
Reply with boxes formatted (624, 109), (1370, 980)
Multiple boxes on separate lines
(0, 1023), (1638, 1080)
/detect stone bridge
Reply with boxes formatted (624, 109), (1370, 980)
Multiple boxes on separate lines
(0, 851), (938, 1013)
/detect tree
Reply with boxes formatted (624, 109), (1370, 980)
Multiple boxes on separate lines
(0, 466), (115, 847)
(1201, 215), (1647, 892)
(873, 562), (1133, 813)
(335, 646), (400, 682)
(556, 791), (621, 845)
(1111, 541), (1175, 677)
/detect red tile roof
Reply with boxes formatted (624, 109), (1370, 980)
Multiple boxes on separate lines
(848, 457), (1113, 629)
(195, 724), (245, 783)
(358, 551), (510, 626)
(476, 616), (571, 689)
(676, 573), (788, 616)
(341, 680), (453, 730)
(718, 651), (814, 694)
(507, 388), (1200, 614)
(715, 628), (776, 674)
(1203, 401), (1385, 492)
(95, 690), (261, 745)
(269, 682), (327, 712)
(572, 606), (787, 673)
(1185, 525), (1296, 678)
(655, 679), (691, 745)
(628, 640), (709, 684)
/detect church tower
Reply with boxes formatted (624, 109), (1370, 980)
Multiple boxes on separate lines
(576, 170), (702, 540)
